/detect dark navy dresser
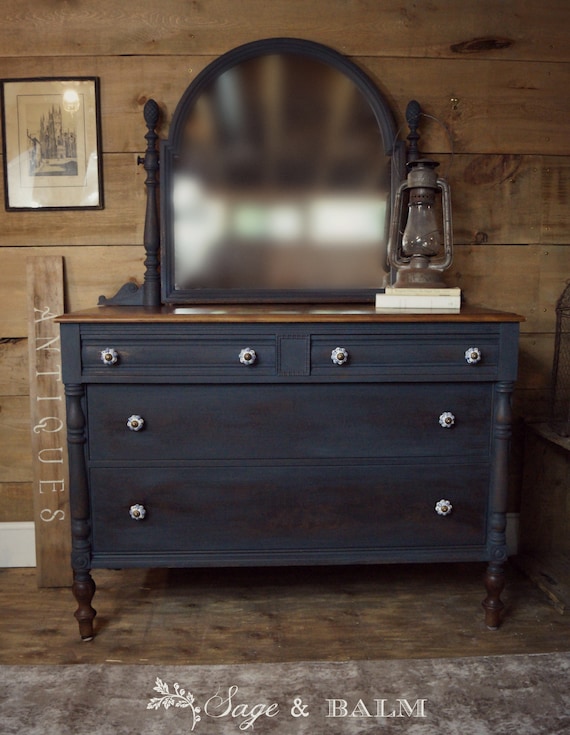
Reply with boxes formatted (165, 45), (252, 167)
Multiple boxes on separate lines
(58, 304), (521, 639)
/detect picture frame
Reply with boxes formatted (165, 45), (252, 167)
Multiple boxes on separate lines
(1, 77), (103, 210)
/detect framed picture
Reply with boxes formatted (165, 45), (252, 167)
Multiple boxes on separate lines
(1, 77), (103, 210)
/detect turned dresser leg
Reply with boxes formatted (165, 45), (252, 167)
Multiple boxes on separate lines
(66, 384), (96, 640)
(73, 571), (97, 640)
(482, 562), (505, 630)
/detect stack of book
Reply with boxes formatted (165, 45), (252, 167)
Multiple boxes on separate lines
(375, 287), (461, 313)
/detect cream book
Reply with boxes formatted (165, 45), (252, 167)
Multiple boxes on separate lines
(375, 287), (461, 312)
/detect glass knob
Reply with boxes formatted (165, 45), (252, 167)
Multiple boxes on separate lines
(129, 503), (146, 521)
(331, 347), (349, 365)
(239, 347), (257, 365)
(126, 415), (145, 432)
(435, 499), (453, 516)
(439, 411), (455, 428)
(100, 347), (118, 365)
(465, 347), (482, 364)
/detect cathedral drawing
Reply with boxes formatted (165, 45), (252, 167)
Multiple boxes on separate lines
(27, 103), (78, 176)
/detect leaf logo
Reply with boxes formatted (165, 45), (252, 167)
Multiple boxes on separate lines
(147, 678), (202, 731)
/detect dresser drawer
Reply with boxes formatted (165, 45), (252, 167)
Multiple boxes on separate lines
(81, 334), (277, 376)
(90, 463), (489, 556)
(311, 333), (500, 378)
(87, 382), (492, 462)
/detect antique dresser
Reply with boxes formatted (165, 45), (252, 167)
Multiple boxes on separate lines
(57, 39), (521, 639)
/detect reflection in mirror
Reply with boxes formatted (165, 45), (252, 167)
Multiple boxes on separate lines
(172, 52), (391, 292)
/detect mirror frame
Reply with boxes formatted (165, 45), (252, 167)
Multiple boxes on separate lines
(160, 37), (406, 304)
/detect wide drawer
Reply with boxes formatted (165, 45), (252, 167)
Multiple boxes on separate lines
(90, 463), (489, 555)
(87, 382), (493, 462)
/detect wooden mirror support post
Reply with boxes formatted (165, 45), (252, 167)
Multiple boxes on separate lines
(98, 99), (161, 307)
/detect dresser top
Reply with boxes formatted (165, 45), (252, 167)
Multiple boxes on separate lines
(57, 304), (524, 324)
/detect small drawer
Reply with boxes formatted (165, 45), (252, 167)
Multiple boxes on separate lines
(90, 462), (489, 555)
(81, 334), (277, 377)
(87, 382), (492, 462)
(311, 334), (500, 378)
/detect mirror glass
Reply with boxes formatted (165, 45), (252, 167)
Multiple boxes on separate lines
(167, 48), (395, 298)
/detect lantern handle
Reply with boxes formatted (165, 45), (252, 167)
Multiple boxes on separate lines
(405, 100), (422, 162)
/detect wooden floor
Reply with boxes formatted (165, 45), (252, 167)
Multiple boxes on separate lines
(1, 562), (569, 665)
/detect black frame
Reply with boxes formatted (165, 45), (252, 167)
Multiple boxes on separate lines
(1, 76), (104, 211)
(160, 38), (405, 304)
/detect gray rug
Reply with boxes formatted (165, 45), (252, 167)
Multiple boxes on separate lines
(0, 653), (569, 734)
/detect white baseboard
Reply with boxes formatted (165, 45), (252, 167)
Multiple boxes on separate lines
(0, 515), (521, 568)
(0, 522), (37, 567)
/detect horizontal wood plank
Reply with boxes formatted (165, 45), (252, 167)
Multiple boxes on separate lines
(1, 244), (566, 337)
(0, 56), (568, 155)
(0, 339), (28, 394)
(0, 155), (146, 247)
(450, 244), (570, 334)
(447, 155), (541, 245)
(1, 1), (568, 62)
(361, 58), (570, 156)
(0, 154), (568, 248)
(518, 333), (556, 392)
(0, 396), (32, 483)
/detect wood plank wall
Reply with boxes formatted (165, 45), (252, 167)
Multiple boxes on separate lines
(1, 0), (569, 522)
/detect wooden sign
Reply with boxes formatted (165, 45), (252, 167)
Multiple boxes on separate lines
(27, 256), (71, 587)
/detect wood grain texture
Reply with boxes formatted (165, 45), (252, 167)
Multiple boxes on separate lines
(517, 424), (570, 613)
(447, 155), (541, 245)
(512, 389), (552, 423)
(1, 1), (568, 62)
(0, 339), (28, 394)
(449, 244), (570, 334)
(0, 482), (33, 522)
(1, 56), (569, 155)
(518, 333), (556, 391)
(0, 246), (144, 337)
(55, 303), (523, 323)
(26, 256), (71, 587)
(0, 154), (568, 248)
(0, 156), (146, 247)
(0, 564), (569, 664)
(0, 396), (32, 483)
(520, 425), (570, 556)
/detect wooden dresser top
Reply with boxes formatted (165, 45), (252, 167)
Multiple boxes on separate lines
(57, 303), (525, 325)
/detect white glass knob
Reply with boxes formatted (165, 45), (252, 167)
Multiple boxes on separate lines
(100, 347), (118, 365)
(331, 347), (349, 365)
(465, 347), (482, 364)
(126, 415), (145, 432)
(129, 503), (146, 521)
(239, 347), (257, 365)
(435, 499), (453, 516)
(439, 411), (455, 428)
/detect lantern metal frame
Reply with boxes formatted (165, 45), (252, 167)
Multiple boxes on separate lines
(387, 159), (453, 288)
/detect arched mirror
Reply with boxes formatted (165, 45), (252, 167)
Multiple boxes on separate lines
(160, 38), (405, 303)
